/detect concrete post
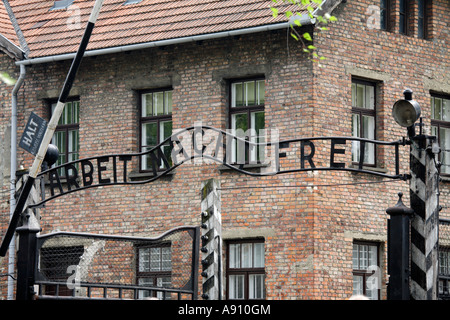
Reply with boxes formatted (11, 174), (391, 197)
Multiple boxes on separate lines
(200, 179), (223, 300)
(409, 135), (440, 300)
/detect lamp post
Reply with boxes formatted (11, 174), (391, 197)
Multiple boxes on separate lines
(392, 89), (440, 300)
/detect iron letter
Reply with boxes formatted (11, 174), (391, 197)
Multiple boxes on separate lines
(81, 160), (94, 186)
(48, 169), (63, 196)
(330, 139), (346, 168)
(97, 156), (111, 184)
(301, 140), (316, 169)
(64, 163), (80, 191)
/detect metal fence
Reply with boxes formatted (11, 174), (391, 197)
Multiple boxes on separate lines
(32, 226), (199, 300)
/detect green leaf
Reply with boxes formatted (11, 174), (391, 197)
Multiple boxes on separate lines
(294, 19), (302, 27)
(286, 11), (293, 18)
(270, 7), (279, 18)
(290, 32), (299, 41)
(319, 56), (326, 60)
(0, 72), (16, 86)
(302, 32), (312, 41)
(307, 45), (316, 50)
(329, 15), (338, 22)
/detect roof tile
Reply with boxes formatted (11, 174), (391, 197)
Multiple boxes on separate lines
(0, 3), (19, 47)
(2, 0), (317, 58)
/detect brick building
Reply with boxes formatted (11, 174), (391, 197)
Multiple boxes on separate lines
(0, 0), (449, 300)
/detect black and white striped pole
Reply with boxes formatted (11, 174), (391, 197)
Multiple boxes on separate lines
(392, 89), (440, 300)
(200, 179), (223, 300)
(0, 0), (104, 257)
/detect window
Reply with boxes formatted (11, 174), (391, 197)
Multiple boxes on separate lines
(439, 247), (450, 299)
(229, 78), (265, 164)
(351, 79), (376, 166)
(51, 100), (80, 176)
(417, 0), (428, 39)
(380, 0), (390, 31)
(399, 0), (409, 35)
(140, 89), (173, 172)
(431, 94), (450, 175)
(136, 244), (172, 299)
(226, 240), (265, 299)
(352, 242), (380, 300)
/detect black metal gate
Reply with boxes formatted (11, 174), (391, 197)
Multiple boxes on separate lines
(16, 223), (199, 300)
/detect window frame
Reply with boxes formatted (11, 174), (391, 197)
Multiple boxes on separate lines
(136, 242), (172, 299)
(139, 88), (173, 173)
(50, 98), (80, 177)
(352, 241), (381, 300)
(380, 0), (391, 31)
(431, 93), (450, 176)
(351, 78), (377, 167)
(417, 0), (428, 39)
(228, 77), (265, 165)
(439, 247), (450, 298)
(399, 0), (410, 35)
(226, 239), (265, 300)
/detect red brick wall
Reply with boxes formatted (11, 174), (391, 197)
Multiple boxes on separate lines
(310, 0), (450, 299)
(0, 0), (449, 300)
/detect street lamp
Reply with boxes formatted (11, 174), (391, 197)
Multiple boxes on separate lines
(389, 89), (440, 300)
(392, 89), (421, 137)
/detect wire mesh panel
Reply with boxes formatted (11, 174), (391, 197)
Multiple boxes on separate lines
(34, 226), (199, 300)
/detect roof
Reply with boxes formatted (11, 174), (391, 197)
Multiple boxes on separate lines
(0, 2), (20, 51)
(1, 0), (320, 60)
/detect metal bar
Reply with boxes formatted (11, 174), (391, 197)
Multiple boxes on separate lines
(192, 226), (200, 300)
(36, 225), (198, 243)
(34, 280), (196, 295)
(395, 143), (400, 175)
(0, 0), (104, 257)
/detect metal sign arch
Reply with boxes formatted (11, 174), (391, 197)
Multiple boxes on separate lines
(29, 125), (408, 209)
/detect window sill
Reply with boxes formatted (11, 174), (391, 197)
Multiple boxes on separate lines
(219, 162), (271, 173)
(128, 170), (175, 181)
(348, 164), (388, 174)
(439, 175), (450, 183)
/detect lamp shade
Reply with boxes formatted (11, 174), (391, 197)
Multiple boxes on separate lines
(44, 143), (59, 166)
(392, 90), (421, 128)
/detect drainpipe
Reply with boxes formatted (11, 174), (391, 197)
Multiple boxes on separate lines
(7, 63), (26, 300)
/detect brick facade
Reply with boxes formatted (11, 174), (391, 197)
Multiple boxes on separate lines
(0, 0), (449, 300)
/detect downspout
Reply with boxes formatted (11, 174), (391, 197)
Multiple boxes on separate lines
(7, 63), (26, 300)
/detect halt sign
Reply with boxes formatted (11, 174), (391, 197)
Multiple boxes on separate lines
(19, 112), (48, 156)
